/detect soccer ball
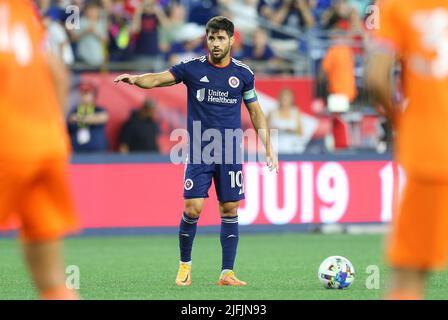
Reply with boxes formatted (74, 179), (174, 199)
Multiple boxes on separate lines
(318, 256), (355, 289)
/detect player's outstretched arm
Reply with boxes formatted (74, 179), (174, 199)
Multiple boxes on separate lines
(246, 101), (279, 173)
(113, 71), (177, 89)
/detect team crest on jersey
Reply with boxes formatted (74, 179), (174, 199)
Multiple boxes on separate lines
(196, 88), (205, 102)
(184, 179), (194, 190)
(228, 76), (240, 88)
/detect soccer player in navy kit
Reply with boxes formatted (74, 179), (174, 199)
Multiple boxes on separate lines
(114, 16), (278, 286)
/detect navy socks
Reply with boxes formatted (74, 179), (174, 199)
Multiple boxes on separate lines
(179, 212), (199, 262)
(220, 216), (239, 271)
(179, 212), (240, 271)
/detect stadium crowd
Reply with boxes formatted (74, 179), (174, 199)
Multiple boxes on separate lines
(37, 0), (376, 72)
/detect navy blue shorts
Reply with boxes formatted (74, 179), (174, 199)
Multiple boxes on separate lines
(183, 163), (244, 202)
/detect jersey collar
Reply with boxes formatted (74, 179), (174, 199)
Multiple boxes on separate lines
(207, 54), (232, 69)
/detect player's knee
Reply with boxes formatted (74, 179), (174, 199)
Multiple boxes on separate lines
(219, 202), (239, 217)
(220, 207), (238, 218)
(184, 199), (204, 218)
(184, 206), (202, 219)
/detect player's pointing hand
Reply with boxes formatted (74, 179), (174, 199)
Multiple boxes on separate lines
(114, 74), (137, 85)
(266, 154), (279, 173)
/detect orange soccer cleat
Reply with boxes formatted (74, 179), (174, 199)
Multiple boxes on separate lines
(217, 271), (247, 286)
(175, 263), (192, 286)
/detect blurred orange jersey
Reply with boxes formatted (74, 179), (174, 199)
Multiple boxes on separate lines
(375, 0), (448, 181)
(0, 0), (69, 161)
(0, 0), (77, 241)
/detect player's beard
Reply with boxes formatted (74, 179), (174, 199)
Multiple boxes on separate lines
(210, 42), (231, 63)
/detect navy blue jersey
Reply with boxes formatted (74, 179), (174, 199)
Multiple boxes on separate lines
(169, 55), (258, 164)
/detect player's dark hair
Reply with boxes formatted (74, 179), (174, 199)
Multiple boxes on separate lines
(206, 16), (234, 38)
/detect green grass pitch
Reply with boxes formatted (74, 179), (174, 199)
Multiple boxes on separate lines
(1, 232), (447, 299)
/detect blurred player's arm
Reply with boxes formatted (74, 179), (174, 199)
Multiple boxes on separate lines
(365, 50), (396, 122)
(45, 51), (69, 115)
(365, 0), (400, 124)
(246, 100), (278, 172)
(113, 71), (177, 89)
